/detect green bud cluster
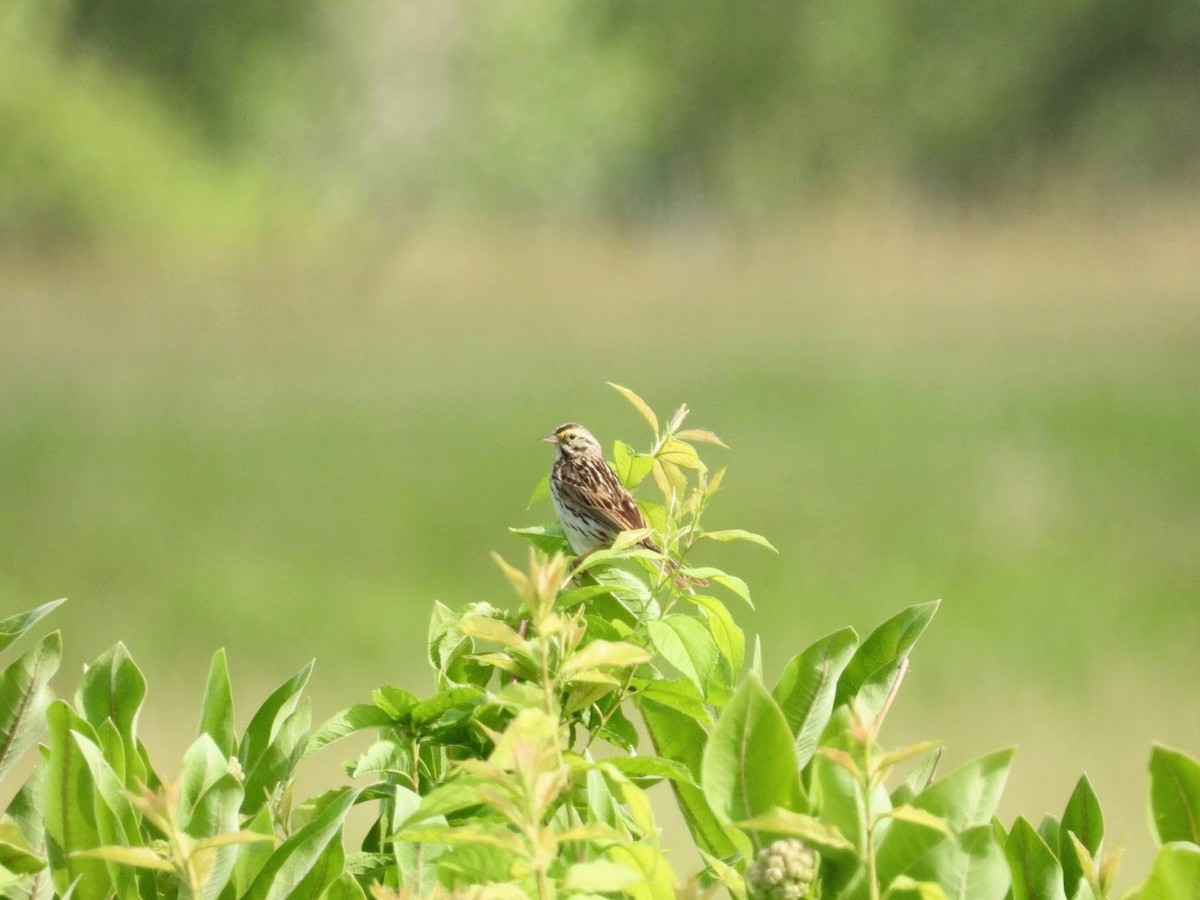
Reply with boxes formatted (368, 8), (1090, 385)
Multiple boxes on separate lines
(745, 839), (818, 900)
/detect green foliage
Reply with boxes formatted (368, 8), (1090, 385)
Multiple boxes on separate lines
(1, 389), (1198, 899)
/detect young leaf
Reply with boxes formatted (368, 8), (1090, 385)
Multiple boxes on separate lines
(0, 598), (65, 657)
(771, 627), (857, 770)
(1059, 774), (1104, 895)
(910, 748), (1014, 832)
(238, 660), (314, 781)
(526, 473), (550, 508)
(678, 567), (754, 608)
(603, 756), (697, 788)
(0, 820), (46, 874)
(647, 617), (720, 701)
(607, 383), (659, 433)
(1140, 842), (1200, 900)
(44, 701), (109, 900)
(75, 644), (147, 753)
(508, 523), (569, 555)
(241, 787), (359, 900)
(613, 441), (655, 489)
(676, 428), (728, 448)
(0, 631), (61, 782)
(699, 529), (778, 552)
(198, 648), (237, 758)
(907, 824), (1010, 900)
(836, 600), (939, 718)
(736, 808), (854, 853)
(701, 674), (798, 823)
(1149, 744), (1200, 845)
(305, 704), (394, 759)
(1004, 817), (1067, 900)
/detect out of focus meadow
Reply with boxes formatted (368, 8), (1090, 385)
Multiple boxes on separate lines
(2, 0), (1198, 875)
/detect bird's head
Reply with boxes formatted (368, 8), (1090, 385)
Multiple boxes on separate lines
(542, 422), (603, 460)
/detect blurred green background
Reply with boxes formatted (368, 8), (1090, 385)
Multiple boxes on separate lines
(2, 0), (1199, 881)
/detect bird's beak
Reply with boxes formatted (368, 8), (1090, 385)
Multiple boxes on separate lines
(541, 432), (559, 445)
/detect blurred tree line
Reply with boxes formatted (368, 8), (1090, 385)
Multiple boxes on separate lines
(2, 0), (1198, 242)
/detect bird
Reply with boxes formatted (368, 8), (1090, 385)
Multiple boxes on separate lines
(542, 422), (699, 586)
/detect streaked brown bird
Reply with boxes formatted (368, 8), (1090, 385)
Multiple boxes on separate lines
(542, 422), (700, 585)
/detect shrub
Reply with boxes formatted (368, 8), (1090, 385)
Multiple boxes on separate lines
(1, 386), (1196, 899)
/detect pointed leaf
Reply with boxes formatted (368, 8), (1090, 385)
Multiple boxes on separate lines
(772, 627), (857, 769)
(647, 617), (719, 700)
(836, 601), (939, 717)
(607, 383), (659, 433)
(702, 675), (798, 822)
(0, 599), (65, 657)
(305, 704), (394, 759)
(44, 702), (109, 900)
(1060, 774), (1104, 895)
(676, 428), (728, 448)
(911, 749), (1014, 833)
(1141, 842), (1200, 900)
(1005, 817), (1067, 900)
(198, 649), (237, 757)
(700, 530), (777, 552)
(242, 787), (358, 900)
(1149, 744), (1200, 845)
(527, 474), (550, 508)
(0, 631), (61, 782)
(737, 808), (853, 852)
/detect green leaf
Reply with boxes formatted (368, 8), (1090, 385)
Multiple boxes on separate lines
(736, 808), (854, 852)
(323, 872), (368, 900)
(607, 382), (659, 433)
(70, 733), (143, 900)
(1059, 774), (1104, 895)
(904, 825), (1010, 900)
(647, 617), (719, 700)
(412, 686), (488, 729)
(238, 661), (313, 811)
(657, 435), (703, 470)
(613, 441), (655, 489)
(911, 749), (1015, 832)
(0, 822), (45, 874)
(678, 567), (754, 609)
(349, 740), (413, 779)
(676, 427), (728, 448)
(526, 473), (550, 508)
(1141, 842), (1200, 900)
(893, 747), (943, 807)
(702, 674), (798, 822)
(637, 695), (736, 859)
(563, 859), (643, 892)
(242, 787), (358, 900)
(1004, 817), (1067, 900)
(772, 627), (857, 770)
(1149, 744), (1200, 845)
(0, 631), (61, 783)
(71, 846), (173, 874)
(305, 704), (394, 759)
(699, 529), (778, 552)
(44, 701), (109, 900)
(74, 644), (147, 766)
(603, 756), (697, 787)
(0, 598), (65, 658)
(241, 701), (311, 815)
(836, 600), (939, 717)
(563, 640), (652, 677)
(684, 595), (745, 681)
(229, 805), (276, 896)
(508, 523), (570, 555)
(198, 648), (237, 758)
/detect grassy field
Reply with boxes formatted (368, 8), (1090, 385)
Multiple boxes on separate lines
(2, 204), (1198, 878)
